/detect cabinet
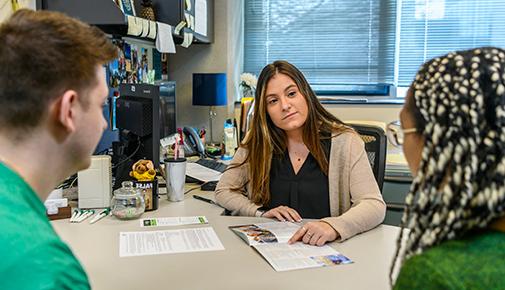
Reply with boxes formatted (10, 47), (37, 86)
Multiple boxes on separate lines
(38, 0), (213, 45)
(382, 179), (411, 226)
(147, 0), (214, 44)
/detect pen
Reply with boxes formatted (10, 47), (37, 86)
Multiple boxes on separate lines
(193, 194), (216, 205)
(89, 209), (110, 224)
(75, 209), (94, 223)
(70, 209), (80, 222)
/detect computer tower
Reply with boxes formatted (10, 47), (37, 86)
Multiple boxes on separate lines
(116, 83), (160, 168)
(114, 83), (176, 188)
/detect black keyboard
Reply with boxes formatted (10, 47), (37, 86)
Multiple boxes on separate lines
(201, 181), (218, 191)
(195, 158), (228, 173)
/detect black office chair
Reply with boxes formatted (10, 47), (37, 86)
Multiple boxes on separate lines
(349, 123), (406, 212)
(349, 123), (387, 192)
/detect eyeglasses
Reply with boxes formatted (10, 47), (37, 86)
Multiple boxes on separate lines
(386, 121), (417, 147)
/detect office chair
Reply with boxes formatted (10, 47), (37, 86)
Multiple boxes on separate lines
(349, 123), (406, 212)
(349, 123), (387, 192)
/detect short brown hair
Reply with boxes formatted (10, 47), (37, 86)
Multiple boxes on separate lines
(0, 9), (117, 136)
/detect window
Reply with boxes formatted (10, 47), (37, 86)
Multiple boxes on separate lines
(244, 0), (397, 88)
(397, 0), (505, 86)
(244, 0), (505, 97)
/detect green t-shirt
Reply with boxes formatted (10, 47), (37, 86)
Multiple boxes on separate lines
(394, 230), (505, 290)
(0, 162), (90, 290)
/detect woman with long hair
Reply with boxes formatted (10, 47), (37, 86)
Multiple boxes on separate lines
(215, 60), (386, 244)
(390, 47), (505, 289)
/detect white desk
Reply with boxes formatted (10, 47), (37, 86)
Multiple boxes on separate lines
(52, 192), (400, 290)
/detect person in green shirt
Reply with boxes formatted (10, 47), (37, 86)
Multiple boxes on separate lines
(0, 9), (117, 289)
(387, 47), (505, 290)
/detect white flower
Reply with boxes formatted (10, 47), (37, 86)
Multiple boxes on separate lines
(240, 72), (258, 90)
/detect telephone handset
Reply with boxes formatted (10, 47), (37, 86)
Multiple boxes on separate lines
(183, 127), (206, 157)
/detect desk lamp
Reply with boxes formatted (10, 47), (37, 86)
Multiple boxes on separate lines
(192, 73), (227, 144)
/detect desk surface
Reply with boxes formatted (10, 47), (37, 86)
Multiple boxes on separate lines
(52, 192), (400, 290)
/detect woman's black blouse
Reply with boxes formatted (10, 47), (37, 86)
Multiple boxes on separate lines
(264, 139), (331, 219)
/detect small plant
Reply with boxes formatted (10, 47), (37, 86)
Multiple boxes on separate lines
(240, 72), (258, 99)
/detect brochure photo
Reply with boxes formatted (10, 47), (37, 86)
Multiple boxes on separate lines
(230, 221), (353, 271)
(229, 221), (299, 245)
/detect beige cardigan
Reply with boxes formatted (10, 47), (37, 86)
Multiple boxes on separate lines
(214, 132), (386, 241)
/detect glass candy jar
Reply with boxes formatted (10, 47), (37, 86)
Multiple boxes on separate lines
(111, 181), (145, 220)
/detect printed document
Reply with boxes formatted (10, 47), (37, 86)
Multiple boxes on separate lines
(119, 227), (224, 257)
(140, 216), (208, 227)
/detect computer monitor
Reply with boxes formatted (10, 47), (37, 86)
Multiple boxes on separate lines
(114, 83), (176, 181)
(158, 81), (177, 140)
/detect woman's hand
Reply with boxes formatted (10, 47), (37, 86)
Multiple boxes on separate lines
(288, 221), (339, 246)
(262, 206), (302, 222)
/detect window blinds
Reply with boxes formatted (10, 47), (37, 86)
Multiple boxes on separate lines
(244, 0), (397, 86)
(397, 0), (505, 86)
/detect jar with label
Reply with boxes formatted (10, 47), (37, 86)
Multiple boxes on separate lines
(111, 181), (145, 220)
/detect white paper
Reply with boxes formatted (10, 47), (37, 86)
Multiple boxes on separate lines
(119, 227), (224, 257)
(155, 22), (176, 53)
(186, 162), (222, 182)
(195, 0), (207, 36)
(184, 12), (191, 29)
(181, 32), (193, 48)
(190, 15), (195, 30)
(140, 216), (208, 228)
(254, 243), (352, 272)
(185, 0), (192, 11)
(147, 21), (157, 39)
(140, 19), (149, 37)
(127, 16), (142, 36)
(174, 21), (186, 35)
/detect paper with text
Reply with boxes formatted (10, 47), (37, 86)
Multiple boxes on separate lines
(119, 227), (224, 257)
(140, 216), (208, 227)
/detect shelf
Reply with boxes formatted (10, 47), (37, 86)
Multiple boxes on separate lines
(39, 0), (129, 36)
(38, 0), (213, 45)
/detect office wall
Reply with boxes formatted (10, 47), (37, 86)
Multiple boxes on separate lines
(167, 0), (243, 143)
(234, 103), (402, 129)
(171, 0), (401, 140)
(324, 104), (402, 124)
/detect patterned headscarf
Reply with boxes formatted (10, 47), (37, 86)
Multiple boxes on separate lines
(391, 47), (505, 283)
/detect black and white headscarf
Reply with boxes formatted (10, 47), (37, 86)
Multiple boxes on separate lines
(391, 47), (505, 282)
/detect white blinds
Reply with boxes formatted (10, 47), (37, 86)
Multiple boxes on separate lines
(397, 0), (505, 86)
(244, 0), (397, 86)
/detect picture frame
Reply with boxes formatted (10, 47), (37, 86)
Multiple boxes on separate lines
(119, 0), (136, 16)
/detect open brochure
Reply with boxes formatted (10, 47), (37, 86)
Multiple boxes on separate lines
(230, 222), (352, 271)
